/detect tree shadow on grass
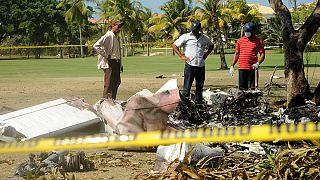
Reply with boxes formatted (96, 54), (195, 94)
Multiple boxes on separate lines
(0, 57), (28, 60)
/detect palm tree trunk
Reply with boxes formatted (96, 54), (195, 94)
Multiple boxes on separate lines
(225, 28), (229, 49)
(34, 48), (41, 59)
(79, 25), (83, 57)
(28, 43), (30, 59)
(212, 0), (228, 69)
(240, 21), (244, 37)
(59, 47), (64, 59)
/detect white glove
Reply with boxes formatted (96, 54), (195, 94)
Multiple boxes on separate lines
(229, 66), (234, 76)
(252, 62), (260, 69)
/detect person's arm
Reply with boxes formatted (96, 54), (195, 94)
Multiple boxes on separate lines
(172, 43), (189, 62)
(203, 44), (214, 60)
(93, 34), (110, 59)
(252, 39), (265, 69)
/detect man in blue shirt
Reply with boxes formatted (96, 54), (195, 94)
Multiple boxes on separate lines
(172, 21), (214, 103)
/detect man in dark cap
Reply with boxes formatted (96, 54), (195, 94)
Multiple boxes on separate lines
(230, 22), (265, 90)
(93, 20), (124, 101)
(172, 21), (214, 103)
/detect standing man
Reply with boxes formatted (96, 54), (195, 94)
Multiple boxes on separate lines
(173, 21), (214, 103)
(229, 22), (265, 90)
(93, 20), (124, 100)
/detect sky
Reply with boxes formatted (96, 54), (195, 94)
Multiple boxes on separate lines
(89, 0), (316, 19)
(137, 0), (316, 13)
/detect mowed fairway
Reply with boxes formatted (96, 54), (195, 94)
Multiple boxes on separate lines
(1, 51), (320, 110)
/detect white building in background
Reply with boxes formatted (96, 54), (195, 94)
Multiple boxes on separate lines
(248, 3), (275, 21)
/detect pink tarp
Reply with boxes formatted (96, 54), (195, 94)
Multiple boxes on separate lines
(96, 79), (181, 135)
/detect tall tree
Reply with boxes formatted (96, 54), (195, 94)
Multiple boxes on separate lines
(211, 0), (227, 69)
(148, 0), (193, 41)
(262, 16), (283, 47)
(225, 0), (263, 37)
(0, 0), (16, 44)
(16, 0), (68, 58)
(99, 0), (149, 55)
(195, 0), (227, 69)
(268, 0), (320, 106)
(57, 0), (93, 57)
(218, 4), (235, 48)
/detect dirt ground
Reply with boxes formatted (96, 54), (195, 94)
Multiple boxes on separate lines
(0, 74), (187, 179)
(0, 150), (156, 180)
(0, 75), (167, 179)
(0, 69), (319, 179)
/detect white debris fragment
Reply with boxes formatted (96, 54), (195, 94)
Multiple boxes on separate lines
(0, 97), (101, 141)
(154, 142), (224, 173)
(203, 89), (231, 105)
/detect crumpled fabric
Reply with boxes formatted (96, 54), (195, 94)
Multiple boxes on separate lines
(97, 79), (180, 135)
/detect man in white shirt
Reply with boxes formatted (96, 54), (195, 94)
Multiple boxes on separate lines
(172, 21), (214, 103)
(93, 20), (123, 100)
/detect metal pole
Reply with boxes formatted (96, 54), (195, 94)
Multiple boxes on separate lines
(255, 69), (259, 90)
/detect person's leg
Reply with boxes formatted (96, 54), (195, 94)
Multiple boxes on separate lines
(103, 68), (112, 99)
(195, 66), (205, 103)
(183, 63), (195, 99)
(238, 69), (248, 90)
(109, 60), (121, 99)
(247, 70), (256, 90)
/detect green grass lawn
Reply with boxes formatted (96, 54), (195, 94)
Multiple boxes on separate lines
(1, 52), (320, 109)
(1, 51), (319, 79)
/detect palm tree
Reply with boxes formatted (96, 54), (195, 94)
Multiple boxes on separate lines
(148, 0), (193, 41)
(218, 4), (234, 48)
(56, 0), (93, 57)
(262, 16), (283, 48)
(224, 0), (263, 37)
(195, 1), (214, 40)
(99, 0), (149, 56)
(195, 0), (227, 69)
(212, 0), (228, 69)
(140, 8), (153, 56)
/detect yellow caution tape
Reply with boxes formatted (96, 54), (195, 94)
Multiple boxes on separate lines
(0, 122), (319, 154)
(0, 44), (87, 50)
(122, 41), (173, 46)
(1, 42), (319, 50)
(0, 42), (173, 50)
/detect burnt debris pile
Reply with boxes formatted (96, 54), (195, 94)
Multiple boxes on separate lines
(169, 88), (320, 128)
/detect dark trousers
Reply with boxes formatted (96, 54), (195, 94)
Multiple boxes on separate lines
(183, 63), (205, 103)
(238, 69), (255, 90)
(103, 59), (121, 99)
